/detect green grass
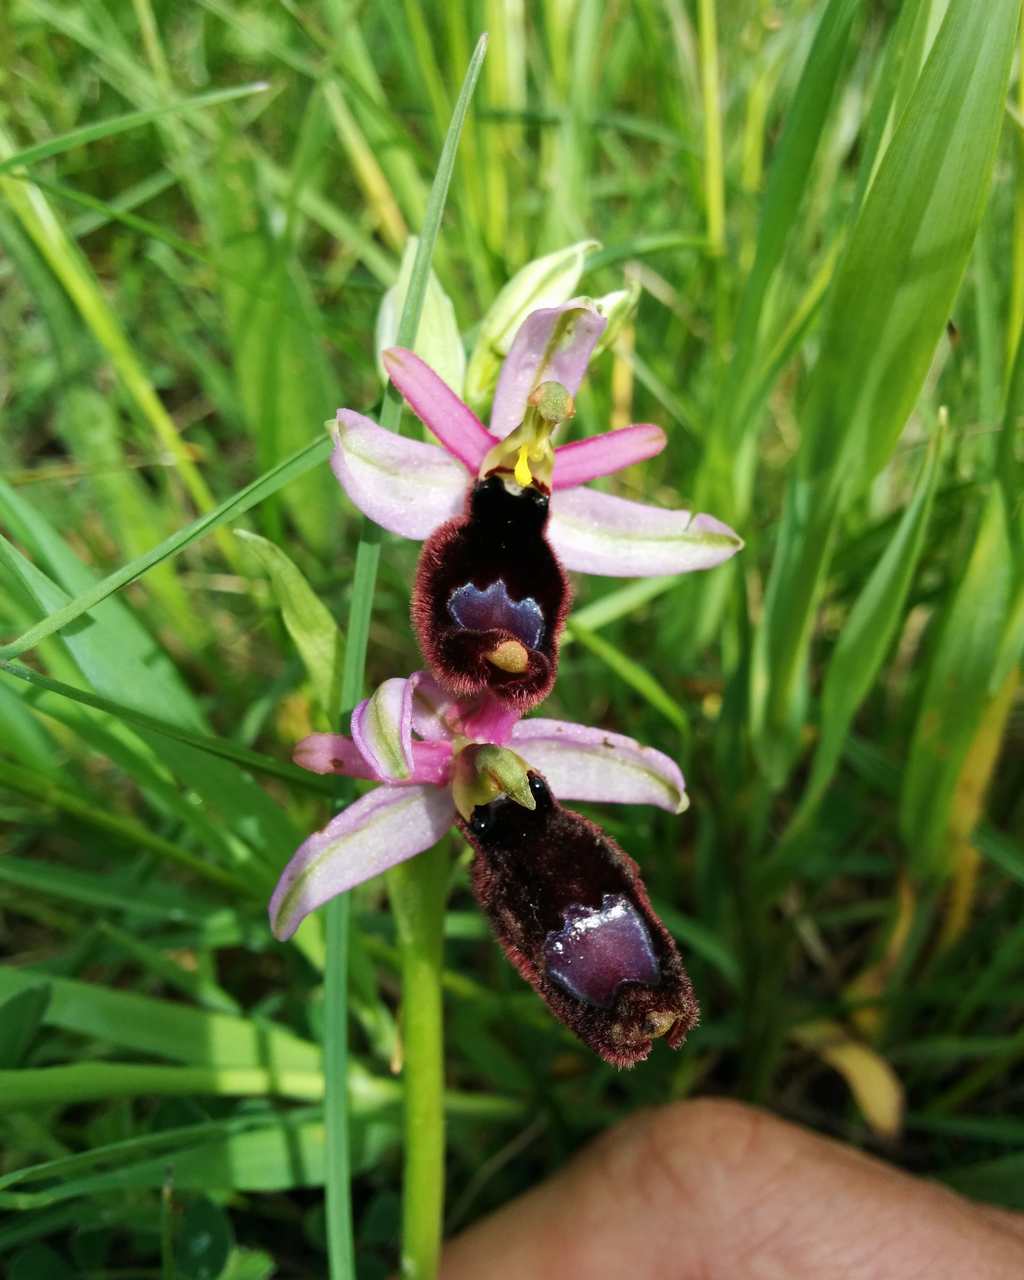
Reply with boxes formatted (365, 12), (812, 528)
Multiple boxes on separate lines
(1, 1), (1023, 1276)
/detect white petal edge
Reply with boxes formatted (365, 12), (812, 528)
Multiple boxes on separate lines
(510, 718), (688, 814)
(547, 486), (744, 577)
(330, 411), (468, 540)
(269, 785), (456, 940)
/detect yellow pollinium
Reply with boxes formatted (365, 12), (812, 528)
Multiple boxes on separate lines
(480, 380), (575, 491)
(485, 638), (529, 673)
(514, 444), (534, 487)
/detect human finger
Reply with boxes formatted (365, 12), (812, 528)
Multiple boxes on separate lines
(441, 1098), (1024, 1279)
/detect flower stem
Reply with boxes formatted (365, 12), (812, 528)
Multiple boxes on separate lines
(323, 893), (354, 1280)
(388, 843), (449, 1278)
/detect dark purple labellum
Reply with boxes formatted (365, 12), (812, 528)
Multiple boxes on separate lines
(458, 772), (699, 1068)
(412, 477), (570, 712)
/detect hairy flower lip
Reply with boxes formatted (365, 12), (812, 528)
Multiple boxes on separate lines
(411, 475), (570, 713)
(458, 772), (699, 1067)
(268, 670), (688, 941)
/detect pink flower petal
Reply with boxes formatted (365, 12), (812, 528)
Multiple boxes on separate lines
(293, 733), (375, 779)
(489, 302), (608, 439)
(457, 696), (520, 745)
(330, 410), (467, 540)
(350, 677), (415, 782)
(547, 487), (743, 577)
(269, 785), (456, 939)
(551, 424), (666, 491)
(383, 348), (496, 470)
(510, 719), (688, 814)
(408, 671), (459, 741)
(410, 740), (454, 784)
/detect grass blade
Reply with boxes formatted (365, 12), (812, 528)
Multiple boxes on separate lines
(750, 0), (1019, 783)
(0, 436), (331, 660)
(0, 82), (268, 175)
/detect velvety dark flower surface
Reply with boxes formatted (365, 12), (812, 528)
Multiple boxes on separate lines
(412, 477), (570, 710)
(459, 771), (698, 1068)
(271, 300), (737, 1064)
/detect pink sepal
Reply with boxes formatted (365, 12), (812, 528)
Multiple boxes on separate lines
(489, 302), (608, 439)
(330, 410), (467, 540)
(510, 718), (687, 813)
(383, 347), (496, 470)
(551, 424), (666, 490)
(269, 785), (456, 939)
(547, 487), (744, 577)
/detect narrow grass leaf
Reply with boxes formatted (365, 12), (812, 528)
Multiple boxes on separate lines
(751, 0), (1018, 781)
(567, 620), (690, 735)
(0, 435), (332, 660)
(358, 36), (489, 1280)
(726, 0), (859, 433)
(0, 525), (299, 858)
(791, 428), (943, 829)
(237, 532), (344, 723)
(0, 986), (51, 1069)
(901, 487), (1019, 877)
(0, 82), (268, 175)
(0, 660), (334, 798)
(0, 967), (320, 1072)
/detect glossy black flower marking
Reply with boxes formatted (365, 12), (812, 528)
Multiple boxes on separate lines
(458, 771), (698, 1067)
(412, 477), (570, 712)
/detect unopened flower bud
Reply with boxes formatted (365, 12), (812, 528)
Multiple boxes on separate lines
(591, 279), (642, 356)
(465, 239), (600, 409)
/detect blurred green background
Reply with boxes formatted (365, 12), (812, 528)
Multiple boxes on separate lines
(1, 0), (1023, 1275)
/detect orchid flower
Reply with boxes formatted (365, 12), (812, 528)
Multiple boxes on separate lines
(333, 298), (743, 575)
(269, 671), (697, 1066)
(331, 300), (743, 710)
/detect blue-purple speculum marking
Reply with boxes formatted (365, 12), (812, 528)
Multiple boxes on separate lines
(447, 580), (545, 650)
(543, 894), (661, 1007)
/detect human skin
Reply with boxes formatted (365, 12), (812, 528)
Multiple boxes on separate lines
(441, 1099), (1024, 1279)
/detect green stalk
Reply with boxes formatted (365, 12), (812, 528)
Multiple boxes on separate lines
(388, 843), (449, 1279)
(321, 36), (487, 1280)
(697, 0), (727, 354)
(1008, 19), (1024, 376)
